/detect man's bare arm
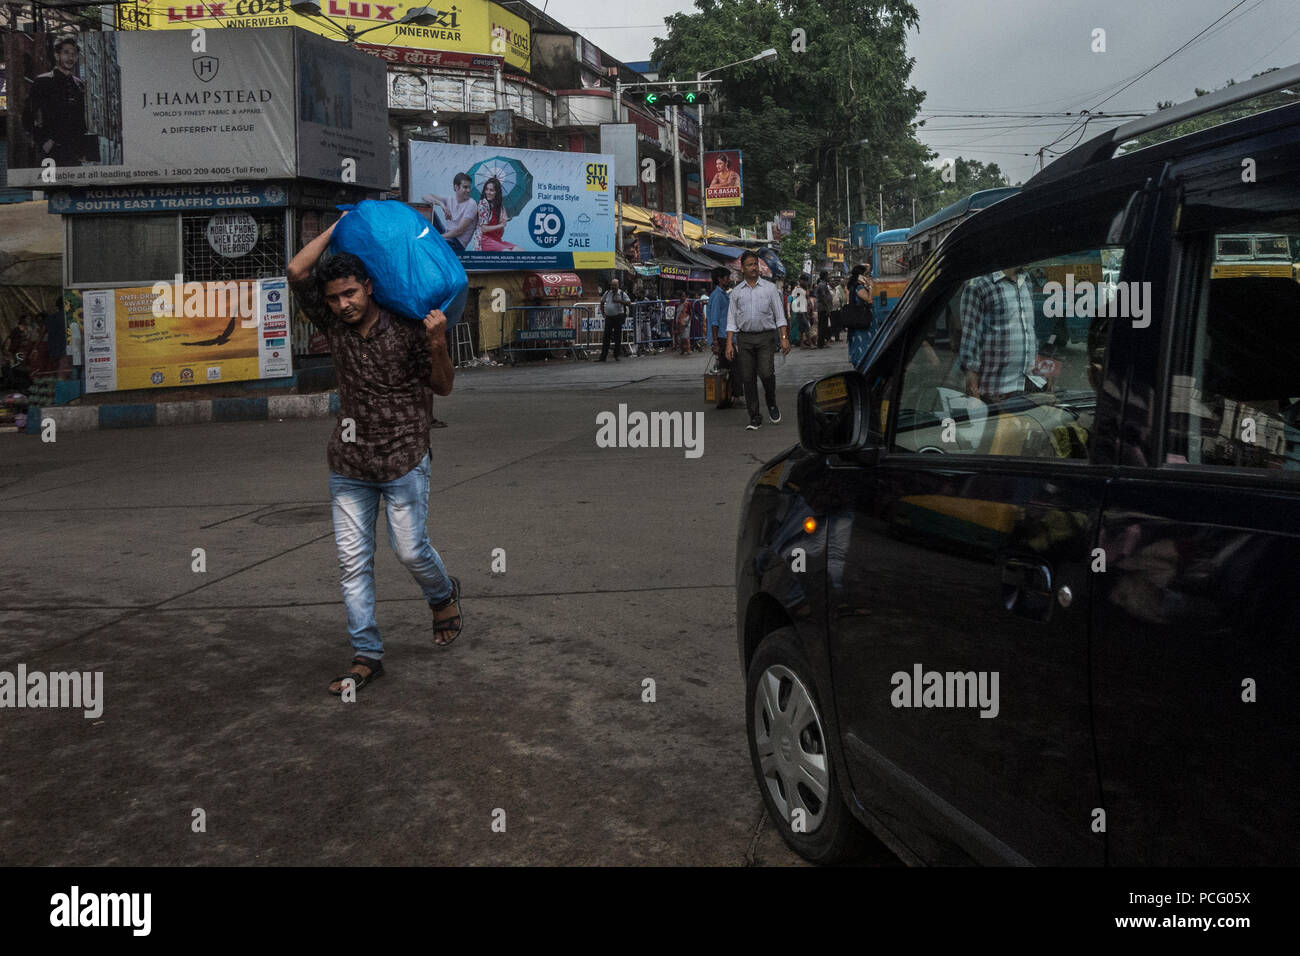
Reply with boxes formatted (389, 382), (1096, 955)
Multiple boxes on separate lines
(287, 218), (340, 284)
(423, 309), (455, 396)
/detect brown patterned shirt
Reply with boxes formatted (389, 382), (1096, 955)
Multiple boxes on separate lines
(292, 278), (434, 482)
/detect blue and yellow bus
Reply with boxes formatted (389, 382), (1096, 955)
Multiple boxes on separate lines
(866, 227), (913, 327)
(865, 187), (1023, 328)
(850, 188), (1021, 366)
(907, 187), (1021, 267)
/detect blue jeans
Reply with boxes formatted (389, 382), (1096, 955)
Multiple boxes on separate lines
(328, 450), (454, 660)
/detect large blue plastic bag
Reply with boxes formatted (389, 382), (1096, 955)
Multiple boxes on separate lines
(329, 200), (468, 327)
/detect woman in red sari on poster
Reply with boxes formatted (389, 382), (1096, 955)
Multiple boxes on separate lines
(473, 177), (518, 252)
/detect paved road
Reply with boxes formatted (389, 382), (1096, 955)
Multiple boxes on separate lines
(0, 344), (901, 866)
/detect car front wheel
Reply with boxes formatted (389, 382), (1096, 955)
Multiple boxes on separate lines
(746, 626), (869, 864)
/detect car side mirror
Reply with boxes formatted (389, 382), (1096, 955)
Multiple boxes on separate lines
(798, 371), (870, 454)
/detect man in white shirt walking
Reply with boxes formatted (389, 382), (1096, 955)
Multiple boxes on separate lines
(725, 251), (790, 429)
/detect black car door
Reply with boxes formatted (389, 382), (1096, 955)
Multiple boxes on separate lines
(1091, 158), (1300, 864)
(825, 189), (1143, 864)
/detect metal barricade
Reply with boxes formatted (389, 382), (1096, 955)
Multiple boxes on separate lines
(629, 299), (673, 353)
(574, 300), (606, 357)
(499, 305), (594, 364)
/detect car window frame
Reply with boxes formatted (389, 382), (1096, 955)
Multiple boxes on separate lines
(1152, 160), (1300, 485)
(1159, 226), (1300, 481)
(880, 264), (1119, 466)
(856, 184), (1149, 468)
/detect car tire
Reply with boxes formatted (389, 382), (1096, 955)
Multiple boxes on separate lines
(746, 626), (870, 864)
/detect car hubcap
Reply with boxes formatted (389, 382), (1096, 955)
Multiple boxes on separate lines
(753, 663), (830, 833)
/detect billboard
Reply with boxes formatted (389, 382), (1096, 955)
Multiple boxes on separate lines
(704, 149), (742, 208)
(116, 0), (531, 73)
(294, 29), (389, 184)
(599, 123), (638, 187)
(408, 142), (615, 270)
(72, 277), (290, 393)
(826, 237), (846, 263)
(3, 28), (386, 189)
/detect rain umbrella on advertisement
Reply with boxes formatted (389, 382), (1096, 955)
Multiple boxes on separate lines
(466, 156), (534, 218)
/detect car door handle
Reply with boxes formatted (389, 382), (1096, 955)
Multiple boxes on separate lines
(1000, 556), (1054, 621)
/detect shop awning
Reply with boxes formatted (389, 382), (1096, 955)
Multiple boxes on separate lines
(617, 201), (759, 248)
(617, 202), (655, 227)
(0, 200), (61, 287)
(524, 271), (583, 299)
(703, 243), (746, 259)
(666, 241), (719, 269)
(685, 250), (719, 269)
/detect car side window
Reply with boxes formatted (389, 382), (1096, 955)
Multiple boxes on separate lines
(1165, 230), (1300, 474)
(891, 247), (1122, 459)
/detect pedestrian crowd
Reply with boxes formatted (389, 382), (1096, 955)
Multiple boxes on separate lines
(592, 259), (873, 431)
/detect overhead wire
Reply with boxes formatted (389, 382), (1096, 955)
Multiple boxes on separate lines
(923, 0), (1266, 172)
(1038, 0), (1259, 159)
(1234, 0), (1300, 76)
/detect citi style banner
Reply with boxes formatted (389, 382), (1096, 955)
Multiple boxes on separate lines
(4, 28), (386, 189)
(408, 141), (616, 271)
(115, 0), (531, 72)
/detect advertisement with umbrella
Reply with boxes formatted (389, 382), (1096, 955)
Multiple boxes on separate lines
(408, 142), (616, 270)
(466, 155), (534, 218)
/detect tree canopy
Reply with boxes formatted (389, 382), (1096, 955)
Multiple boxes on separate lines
(651, 0), (925, 236)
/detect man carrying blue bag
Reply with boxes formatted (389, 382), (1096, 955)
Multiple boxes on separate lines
(288, 211), (465, 697)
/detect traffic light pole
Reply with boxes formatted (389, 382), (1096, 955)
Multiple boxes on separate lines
(672, 100), (683, 236)
(622, 78), (720, 243)
(698, 72), (708, 244)
(612, 78), (623, 257)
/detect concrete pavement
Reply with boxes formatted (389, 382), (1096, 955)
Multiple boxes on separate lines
(0, 344), (901, 866)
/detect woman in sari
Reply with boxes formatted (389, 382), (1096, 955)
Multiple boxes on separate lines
(473, 177), (517, 251)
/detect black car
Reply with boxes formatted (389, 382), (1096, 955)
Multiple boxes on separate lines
(736, 68), (1300, 865)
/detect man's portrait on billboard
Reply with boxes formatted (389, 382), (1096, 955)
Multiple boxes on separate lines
(24, 35), (89, 167)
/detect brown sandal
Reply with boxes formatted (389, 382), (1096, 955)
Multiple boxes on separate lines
(430, 577), (462, 646)
(328, 655), (384, 695)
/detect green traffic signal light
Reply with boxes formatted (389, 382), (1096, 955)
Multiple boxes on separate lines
(645, 92), (658, 106)
(684, 91), (698, 104)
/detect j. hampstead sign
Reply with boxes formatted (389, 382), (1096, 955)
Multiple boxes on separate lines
(3, 27), (386, 189)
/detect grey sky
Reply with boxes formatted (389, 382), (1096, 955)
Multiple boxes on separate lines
(539, 0), (1300, 182)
